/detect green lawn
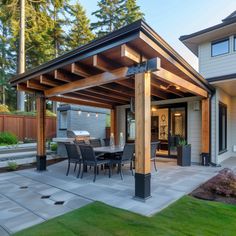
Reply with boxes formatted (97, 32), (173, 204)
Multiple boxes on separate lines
(13, 196), (236, 236)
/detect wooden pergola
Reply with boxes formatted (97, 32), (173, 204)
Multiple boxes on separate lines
(10, 20), (214, 200)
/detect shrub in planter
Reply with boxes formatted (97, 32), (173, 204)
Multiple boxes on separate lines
(0, 104), (10, 113)
(7, 161), (18, 171)
(0, 132), (18, 145)
(177, 138), (191, 166)
(51, 143), (57, 152)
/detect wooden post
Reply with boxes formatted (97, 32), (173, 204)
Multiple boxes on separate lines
(36, 94), (46, 171)
(201, 97), (210, 158)
(134, 72), (151, 199)
(110, 108), (117, 144)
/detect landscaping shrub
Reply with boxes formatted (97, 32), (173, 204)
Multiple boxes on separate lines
(203, 168), (236, 197)
(0, 104), (10, 113)
(7, 161), (18, 171)
(0, 132), (18, 145)
(51, 143), (57, 152)
(46, 110), (57, 117)
(11, 110), (56, 117)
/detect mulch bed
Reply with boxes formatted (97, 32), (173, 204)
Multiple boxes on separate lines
(0, 158), (66, 174)
(191, 168), (236, 205)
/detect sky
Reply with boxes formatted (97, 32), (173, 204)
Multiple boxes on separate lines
(77, 0), (236, 71)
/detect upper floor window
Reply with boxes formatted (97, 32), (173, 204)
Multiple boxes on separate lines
(234, 36), (236, 51)
(211, 38), (229, 57)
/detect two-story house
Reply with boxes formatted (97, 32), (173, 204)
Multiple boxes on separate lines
(180, 11), (236, 164)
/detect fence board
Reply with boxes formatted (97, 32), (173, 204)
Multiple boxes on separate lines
(0, 114), (57, 141)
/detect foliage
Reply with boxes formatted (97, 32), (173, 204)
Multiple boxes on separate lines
(66, 2), (94, 49)
(13, 196), (236, 236)
(46, 109), (57, 117)
(50, 143), (57, 151)
(178, 137), (187, 146)
(0, 131), (18, 145)
(203, 168), (236, 197)
(0, 104), (10, 113)
(7, 161), (18, 171)
(106, 114), (111, 127)
(91, 0), (144, 37)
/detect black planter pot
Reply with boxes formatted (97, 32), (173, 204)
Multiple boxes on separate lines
(177, 145), (191, 166)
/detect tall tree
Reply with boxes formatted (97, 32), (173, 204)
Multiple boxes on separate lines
(121, 0), (144, 26)
(67, 2), (94, 49)
(91, 0), (124, 37)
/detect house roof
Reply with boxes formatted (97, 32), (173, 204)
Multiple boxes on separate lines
(180, 11), (236, 56)
(11, 20), (213, 109)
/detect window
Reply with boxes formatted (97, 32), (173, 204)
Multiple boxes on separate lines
(211, 38), (229, 57)
(126, 109), (135, 142)
(234, 36), (236, 51)
(219, 103), (227, 153)
(59, 111), (67, 130)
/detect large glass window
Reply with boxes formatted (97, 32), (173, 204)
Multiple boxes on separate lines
(126, 109), (135, 142)
(219, 103), (227, 153)
(234, 36), (236, 51)
(211, 38), (229, 57)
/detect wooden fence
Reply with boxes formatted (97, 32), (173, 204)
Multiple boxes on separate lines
(0, 114), (57, 141)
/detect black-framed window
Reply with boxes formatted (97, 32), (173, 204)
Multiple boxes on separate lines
(125, 109), (135, 142)
(219, 103), (227, 153)
(234, 36), (236, 51)
(211, 38), (229, 57)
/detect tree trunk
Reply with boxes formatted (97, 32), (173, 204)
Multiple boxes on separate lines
(17, 0), (25, 111)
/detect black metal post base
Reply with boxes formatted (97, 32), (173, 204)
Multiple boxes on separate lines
(134, 173), (151, 200)
(36, 155), (47, 171)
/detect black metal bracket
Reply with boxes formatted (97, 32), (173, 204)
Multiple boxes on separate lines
(127, 57), (160, 76)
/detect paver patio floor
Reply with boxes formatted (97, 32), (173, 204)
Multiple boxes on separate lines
(1, 157), (235, 235)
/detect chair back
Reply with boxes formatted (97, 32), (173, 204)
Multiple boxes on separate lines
(122, 143), (135, 161)
(74, 139), (85, 145)
(65, 143), (81, 161)
(89, 139), (102, 148)
(151, 142), (159, 158)
(103, 138), (110, 147)
(79, 144), (96, 163)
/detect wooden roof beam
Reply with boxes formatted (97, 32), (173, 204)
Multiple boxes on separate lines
(27, 80), (49, 91)
(40, 75), (63, 87)
(49, 96), (113, 109)
(70, 63), (91, 77)
(45, 67), (129, 98)
(17, 84), (35, 94)
(54, 69), (75, 82)
(121, 44), (141, 64)
(153, 68), (208, 98)
(93, 55), (118, 71)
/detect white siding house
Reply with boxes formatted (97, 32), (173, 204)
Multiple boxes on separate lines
(180, 10), (236, 164)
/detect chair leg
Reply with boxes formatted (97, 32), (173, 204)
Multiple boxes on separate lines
(154, 159), (157, 172)
(119, 164), (123, 180)
(81, 164), (84, 179)
(130, 161), (134, 176)
(77, 162), (81, 178)
(66, 161), (70, 176)
(74, 163), (77, 172)
(109, 163), (111, 178)
(93, 165), (97, 182)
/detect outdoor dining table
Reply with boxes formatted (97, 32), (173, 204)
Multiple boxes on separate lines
(93, 145), (124, 155)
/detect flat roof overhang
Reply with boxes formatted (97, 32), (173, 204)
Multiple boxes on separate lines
(11, 20), (214, 109)
(180, 21), (236, 56)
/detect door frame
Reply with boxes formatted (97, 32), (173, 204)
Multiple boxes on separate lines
(156, 102), (188, 158)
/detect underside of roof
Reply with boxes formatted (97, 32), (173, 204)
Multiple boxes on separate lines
(11, 20), (213, 109)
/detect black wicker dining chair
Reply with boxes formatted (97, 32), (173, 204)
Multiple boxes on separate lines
(65, 143), (82, 178)
(79, 144), (111, 182)
(111, 143), (135, 180)
(151, 141), (160, 172)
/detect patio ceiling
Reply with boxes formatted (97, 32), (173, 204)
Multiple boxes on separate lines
(10, 20), (213, 109)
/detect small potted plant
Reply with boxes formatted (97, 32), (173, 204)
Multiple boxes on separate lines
(177, 137), (191, 166)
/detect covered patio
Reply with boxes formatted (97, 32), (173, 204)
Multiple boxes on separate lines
(10, 20), (214, 200)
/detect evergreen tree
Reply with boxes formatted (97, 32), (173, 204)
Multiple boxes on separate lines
(91, 0), (124, 37)
(121, 0), (144, 26)
(67, 2), (94, 49)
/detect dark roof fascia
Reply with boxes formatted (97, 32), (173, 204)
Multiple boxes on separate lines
(179, 20), (236, 42)
(140, 21), (214, 93)
(207, 73), (236, 83)
(10, 20), (143, 86)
